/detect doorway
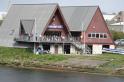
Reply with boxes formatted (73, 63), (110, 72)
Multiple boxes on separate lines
(55, 45), (58, 54)
(103, 45), (109, 49)
(42, 44), (50, 51)
(64, 44), (70, 54)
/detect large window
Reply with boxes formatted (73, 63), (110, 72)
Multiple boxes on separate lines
(48, 25), (63, 29)
(88, 33), (108, 39)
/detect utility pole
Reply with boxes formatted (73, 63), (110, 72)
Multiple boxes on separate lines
(82, 23), (85, 54)
(33, 19), (36, 54)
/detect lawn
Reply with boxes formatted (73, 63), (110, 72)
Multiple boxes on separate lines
(0, 47), (124, 75)
(85, 53), (124, 69)
(0, 47), (71, 66)
(0, 47), (124, 69)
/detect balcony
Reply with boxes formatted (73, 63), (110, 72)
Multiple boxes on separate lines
(15, 35), (81, 43)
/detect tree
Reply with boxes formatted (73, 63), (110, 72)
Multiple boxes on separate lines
(110, 30), (124, 40)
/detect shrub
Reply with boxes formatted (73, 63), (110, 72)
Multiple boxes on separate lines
(110, 30), (124, 40)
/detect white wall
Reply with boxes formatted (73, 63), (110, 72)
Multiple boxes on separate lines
(50, 45), (55, 54)
(92, 44), (102, 54)
(50, 45), (63, 54)
(110, 45), (115, 49)
(70, 45), (75, 54)
(58, 45), (63, 54)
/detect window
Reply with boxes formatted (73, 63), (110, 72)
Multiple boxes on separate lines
(103, 34), (107, 38)
(88, 34), (91, 37)
(92, 33), (95, 38)
(96, 34), (99, 38)
(100, 34), (103, 38)
(88, 33), (107, 39)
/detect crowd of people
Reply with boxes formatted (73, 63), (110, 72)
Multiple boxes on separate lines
(39, 35), (80, 42)
(40, 35), (63, 42)
(19, 34), (81, 42)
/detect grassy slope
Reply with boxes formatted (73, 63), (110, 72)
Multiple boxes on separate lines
(0, 47), (124, 75)
(0, 47), (70, 66)
(82, 54), (124, 69)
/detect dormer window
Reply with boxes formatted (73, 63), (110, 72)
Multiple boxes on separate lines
(20, 20), (34, 35)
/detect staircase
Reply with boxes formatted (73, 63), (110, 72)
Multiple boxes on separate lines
(72, 42), (91, 54)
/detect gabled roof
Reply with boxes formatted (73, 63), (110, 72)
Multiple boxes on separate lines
(0, 4), (61, 47)
(61, 6), (98, 31)
(1, 4), (58, 35)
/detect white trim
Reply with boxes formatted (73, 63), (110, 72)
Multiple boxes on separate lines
(88, 33), (108, 39)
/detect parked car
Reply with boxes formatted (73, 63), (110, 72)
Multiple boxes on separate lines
(115, 39), (124, 45)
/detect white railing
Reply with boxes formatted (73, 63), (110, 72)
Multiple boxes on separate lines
(15, 35), (81, 43)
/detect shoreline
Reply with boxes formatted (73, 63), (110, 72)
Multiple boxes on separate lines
(1, 63), (124, 77)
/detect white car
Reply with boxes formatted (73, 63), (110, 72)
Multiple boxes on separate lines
(115, 39), (124, 45)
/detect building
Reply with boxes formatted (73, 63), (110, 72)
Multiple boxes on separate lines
(0, 4), (115, 55)
(0, 12), (7, 26)
(103, 14), (116, 22)
(107, 11), (124, 32)
(0, 12), (6, 20)
(109, 22), (124, 32)
(111, 11), (124, 22)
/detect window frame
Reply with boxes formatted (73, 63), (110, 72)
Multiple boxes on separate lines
(88, 33), (108, 39)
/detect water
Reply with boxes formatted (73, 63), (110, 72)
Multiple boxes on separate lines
(0, 66), (124, 82)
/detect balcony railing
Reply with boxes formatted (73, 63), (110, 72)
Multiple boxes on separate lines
(15, 35), (81, 43)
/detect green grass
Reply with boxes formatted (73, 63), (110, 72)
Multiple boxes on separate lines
(0, 47), (71, 67)
(75, 53), (124, 69)
(0, 47), (124, 75)
(86, 54), (124, 69)
(0, 47), (124, 69)
(72, 53), (124, 75)
(99, 54), (124, 69)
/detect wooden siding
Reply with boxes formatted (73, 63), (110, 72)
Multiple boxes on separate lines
(81, 7), (114, 45)
(43, 9), (69, 36)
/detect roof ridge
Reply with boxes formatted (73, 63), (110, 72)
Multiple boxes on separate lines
(61, 6), (99, 7)
(12, 3), (59, 5)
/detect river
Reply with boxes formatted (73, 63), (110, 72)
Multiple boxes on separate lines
(0, 66), (124, 82)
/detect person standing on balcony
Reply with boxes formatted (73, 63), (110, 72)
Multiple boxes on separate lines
(35, 33), (38, 41)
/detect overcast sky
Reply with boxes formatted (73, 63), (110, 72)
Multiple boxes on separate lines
(0, 0), (124, 13)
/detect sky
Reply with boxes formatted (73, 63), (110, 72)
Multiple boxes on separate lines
(0, 0), (124, 13)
